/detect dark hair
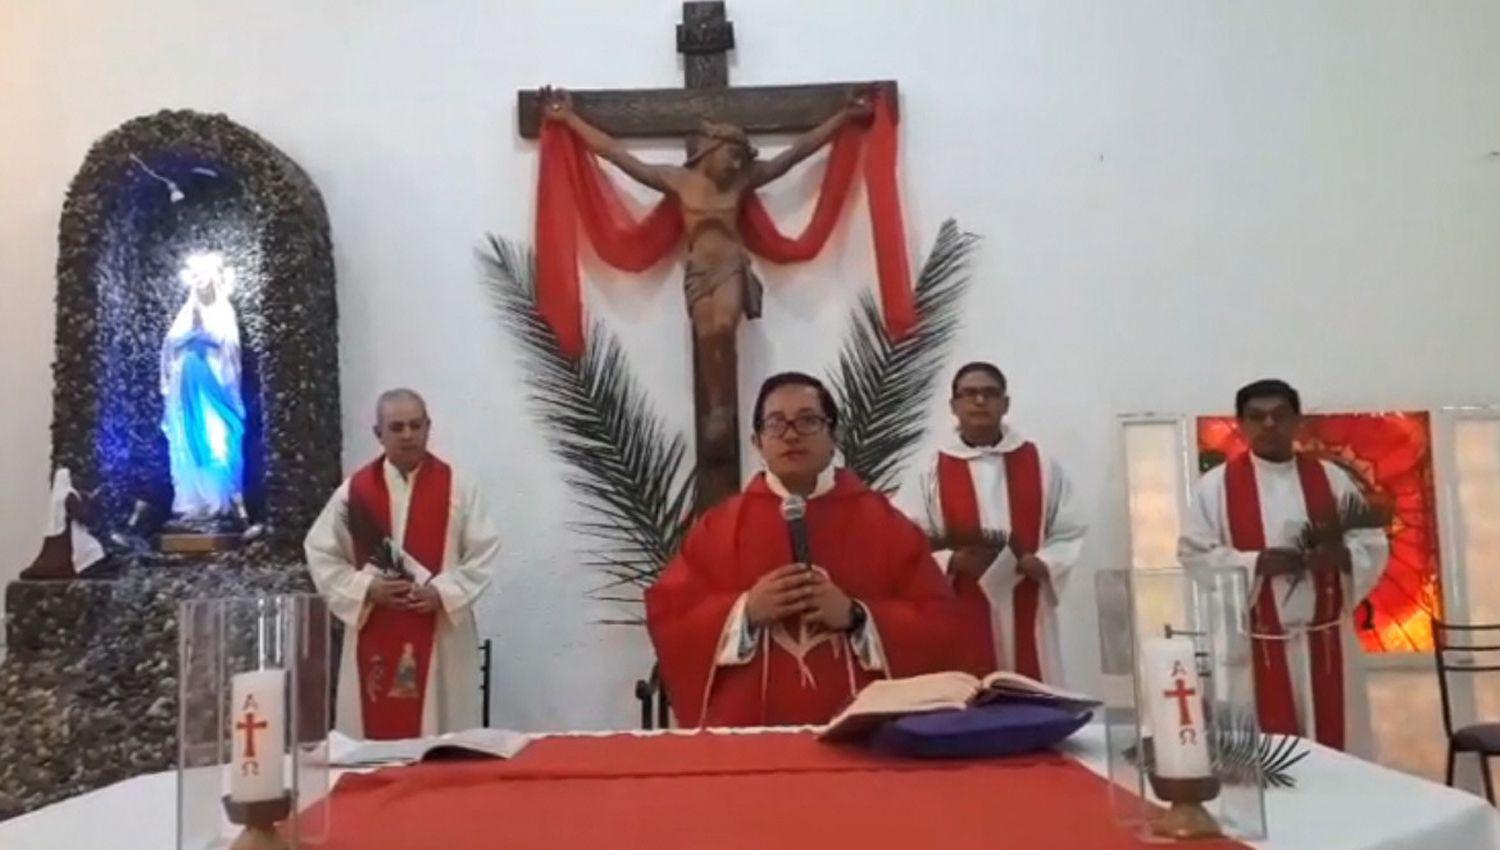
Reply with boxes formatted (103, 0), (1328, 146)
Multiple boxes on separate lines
(951, 362), (1007, 397)
(752, 372), (839, 431)
(1235, 379), (1301, 419)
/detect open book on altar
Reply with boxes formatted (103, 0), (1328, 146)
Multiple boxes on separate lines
(820, 671), (1101, 741)
(328, 728), (530, 767)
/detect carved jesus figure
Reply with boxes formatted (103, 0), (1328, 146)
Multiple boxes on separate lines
(542, 88), (871, 504)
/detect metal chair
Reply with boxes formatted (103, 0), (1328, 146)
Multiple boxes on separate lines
(480, 638), (493, 728)
(1433, 619), (1500, 803)
(634, 662), (671, 730)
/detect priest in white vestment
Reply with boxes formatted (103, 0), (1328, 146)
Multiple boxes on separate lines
(901, 362), (1087, 685)
(1178, 379), (1388, 756)
(305, 389), (500, 739)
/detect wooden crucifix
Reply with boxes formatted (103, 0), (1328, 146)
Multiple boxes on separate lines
(518, 1), (897, 514)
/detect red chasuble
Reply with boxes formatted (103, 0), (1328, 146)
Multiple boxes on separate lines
(1224, 453), (1346, 750)
(645, 469), (961, 727)
(347, 455), (453, 740)
(936, 443), (1046, 680)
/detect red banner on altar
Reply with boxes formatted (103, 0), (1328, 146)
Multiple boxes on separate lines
(310, 732), (1252, 850)
(1197, 412), (1442, 652)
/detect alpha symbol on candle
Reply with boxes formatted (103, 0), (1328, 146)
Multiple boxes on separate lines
(1163, 677), (1197, 727)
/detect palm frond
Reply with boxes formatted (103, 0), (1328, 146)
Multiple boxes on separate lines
(339, 497), (406, 578)
(828, 220), (979, 493)
(1297, 494), (1393, 551)
(341, 495), (383, 551)
(928, 529), (1009, 554)
(1209, 704), (1309, 789)
(1284, 493), (1394, 602)
(917, 467), (1009, 551)
(480, 221), (975, 612)
(1125, 705), (1308, 789)
(479, 236), (695, 606)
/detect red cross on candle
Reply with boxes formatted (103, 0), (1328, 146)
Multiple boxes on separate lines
(1163, 678), (1197, 726)
(236, 711), (269, 759)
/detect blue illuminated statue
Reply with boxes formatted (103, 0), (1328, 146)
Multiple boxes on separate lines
(160, 253), (248, 522)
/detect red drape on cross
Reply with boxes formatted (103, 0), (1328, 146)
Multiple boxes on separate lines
(533, 91), (916, 358)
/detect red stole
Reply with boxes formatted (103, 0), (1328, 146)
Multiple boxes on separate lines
(936, 443), (1046, 681)
(1224, 453), (1345, 750)
(347, 456), (453, 740)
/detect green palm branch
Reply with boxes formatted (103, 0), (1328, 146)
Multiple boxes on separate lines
(1209, 705), (1310, 789)
(1282, 493), (1393, 604)
(1128, 705), (1309, 789)
(480, 236), (695, 621)
(481, 222), (975, 621)
(829, 220), (979, 493)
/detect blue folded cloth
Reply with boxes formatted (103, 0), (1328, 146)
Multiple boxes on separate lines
(870, 702), (1092, 759)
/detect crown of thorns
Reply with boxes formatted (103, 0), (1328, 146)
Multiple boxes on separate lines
(686, 120), (758, 166)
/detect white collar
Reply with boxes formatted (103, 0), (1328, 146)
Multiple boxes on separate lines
(1250, 451), (1297, 472)
(763, 465), (838, 500)
(938, 426), (1028, 460)
(383, 457), (424, 485)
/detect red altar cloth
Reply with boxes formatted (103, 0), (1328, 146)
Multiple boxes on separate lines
(314, 731), (1250, 850)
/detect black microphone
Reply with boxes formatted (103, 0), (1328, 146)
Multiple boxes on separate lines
(781, 495), (811, 568)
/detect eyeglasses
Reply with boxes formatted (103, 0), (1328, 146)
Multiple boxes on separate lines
(954, 387), (1004, 402)
(759, 413), (829, 439)
(1241, 409), (1297, 426)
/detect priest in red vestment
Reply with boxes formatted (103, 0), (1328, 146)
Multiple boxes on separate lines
(646, 372), (962, 728)
(1178, 379), (1388, 756)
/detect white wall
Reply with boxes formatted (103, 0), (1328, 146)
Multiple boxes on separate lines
(2, 1), (1498, 742)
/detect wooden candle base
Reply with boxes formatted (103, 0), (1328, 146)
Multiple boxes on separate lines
(1147, 775), (1222, 840)
(227, 826), (288, 850)
(223, 794), (291, 850)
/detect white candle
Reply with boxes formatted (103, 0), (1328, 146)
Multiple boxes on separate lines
(1143, 637), (1212, 779)
(229, 669), (286, 802)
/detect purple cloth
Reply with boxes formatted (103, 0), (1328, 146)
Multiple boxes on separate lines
(870, 702), (1092, 759)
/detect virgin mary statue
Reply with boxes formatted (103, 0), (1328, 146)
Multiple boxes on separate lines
(160, 252), (248, 521)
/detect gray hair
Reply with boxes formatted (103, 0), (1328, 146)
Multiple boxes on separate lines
(374, 388), (428, 425)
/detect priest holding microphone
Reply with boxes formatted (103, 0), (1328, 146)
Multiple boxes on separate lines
(646, 372), (961, 727)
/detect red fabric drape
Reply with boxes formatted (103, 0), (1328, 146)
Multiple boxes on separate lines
(859, 94), (917, 338)
(535, 127), (683, 356)
(534, 91), (915, 359)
